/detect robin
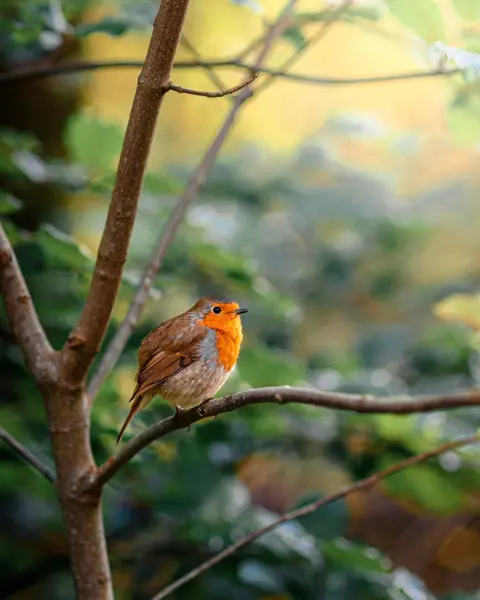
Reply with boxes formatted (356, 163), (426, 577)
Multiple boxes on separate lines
(117, 296), (248, 442)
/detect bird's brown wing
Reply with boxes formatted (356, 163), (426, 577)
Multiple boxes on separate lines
(138, 311), (193, 358)
(132, 349), (195, 400)
(134, 316), (207, 397)
(116, 322), (207, 443)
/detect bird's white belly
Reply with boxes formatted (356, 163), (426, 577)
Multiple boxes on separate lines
(157, 360), (231, 409)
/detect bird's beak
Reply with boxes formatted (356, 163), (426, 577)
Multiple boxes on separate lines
(235, 308), (248, 315)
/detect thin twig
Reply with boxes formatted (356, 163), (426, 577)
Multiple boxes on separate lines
(235, 15), (271, 62)
(226, 64), (459, 85)
(0, 59), (460, 87)
(0, 221), (54, 381)
(180, 36), (227, 92)
(151, 433), (478, 599)
(235, 5), (357, 62)
(86, 385), (480, 491)
(255, 0), (354, 95)
(0, 425), (55, 483)
(60, 0), (192, 385)
(86, 0), (298, 402)
(167, 71), (258, 97)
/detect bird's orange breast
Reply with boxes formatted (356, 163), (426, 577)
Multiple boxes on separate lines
(214, 327), (243, 371)
(197, 303), (244, 371)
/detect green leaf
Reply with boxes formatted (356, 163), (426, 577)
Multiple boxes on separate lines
(0, 193), (22, 214)
(36, 224), (94, 271)
(385, 0), (446, 42)
(433, 293), (480, 330)
(1, 218), (22, 245)
(322, 539), (388, 574)
(66, 113), (123, 172)
(282, 26), (307, 50)
(380, 459), (463, 514)
(143, 172), (183, 195)
(0, 128), (39, 153)
(298, 4), (386, 24)
(446, 97), (480, 145)
(344, 4), (387, 21)
(190, 242), (256, 289)
(463, 32), (480, 54)
(74, 16), (131, 38)
(371, 414), (417, 442)
(237, 345), (306, 388)
(155, 439), (225, 518)
(290, 491), (349, 541)
(452, 0), (480, 20)
(0, 128), (41, 175)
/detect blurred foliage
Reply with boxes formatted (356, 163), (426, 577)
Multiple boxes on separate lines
(434, 294), (480, 331)
(2, 1), (480, 600)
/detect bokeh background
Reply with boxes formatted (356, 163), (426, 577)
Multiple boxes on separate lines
(2, 0), (480, 598)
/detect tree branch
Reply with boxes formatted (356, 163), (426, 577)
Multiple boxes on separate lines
(0, 425), (55, 483)
(242, 65), (459, 85)
(60, 0), (192, 385)
(0, 59), (460, 87)
(235, 15), (277, 62)
(85, 385), (480, 492)
(167, 71), (258, 97)
(0, 221), (54, 382)
(86, 0), (298, 402)
(254, 0), (353, 95)
(150, 433), (478, 600)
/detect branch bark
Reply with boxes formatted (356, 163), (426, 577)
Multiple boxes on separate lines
(45, 386), (113, 600)
(168, 71), (257, 97)
(151, 433), (478, 600)
(60, 0), (191, 386)
(86, 385), (480, 492)
(87, 0), (298, 402)
(0, 221), (54, 381)
(0, 425), (55, 483)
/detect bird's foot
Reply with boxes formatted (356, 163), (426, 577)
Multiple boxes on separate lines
(173, 405), (191, 431)
(197, 398), (217, 420)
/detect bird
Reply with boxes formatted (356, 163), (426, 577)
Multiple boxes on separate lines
(116, 296), (248, 443)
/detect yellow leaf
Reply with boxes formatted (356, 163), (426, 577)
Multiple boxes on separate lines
(436, 526), (480, 572)
(433, 294), (480, 330)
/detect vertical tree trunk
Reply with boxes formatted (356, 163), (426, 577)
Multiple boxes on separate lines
(61, 496), (111, 600)
(45, 385), (112, 600)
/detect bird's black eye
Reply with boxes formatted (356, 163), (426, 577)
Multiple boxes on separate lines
(212, 306), (221, 314)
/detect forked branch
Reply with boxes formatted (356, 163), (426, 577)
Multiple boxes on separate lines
(151, 433), (478, 599)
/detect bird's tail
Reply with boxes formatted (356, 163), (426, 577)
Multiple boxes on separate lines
(117, 392), (144, 444)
